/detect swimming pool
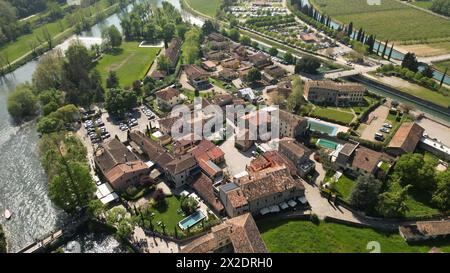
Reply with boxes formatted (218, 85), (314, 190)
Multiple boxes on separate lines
(317, 139), (340, 150)
(308, 119), (338, 136)
(178, 210), (206, 230)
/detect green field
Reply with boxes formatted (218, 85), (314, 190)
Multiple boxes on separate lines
(311, 0), (450, 41)
(185, 0), (221, 17)
(433, 60), (450, 73)
(95, 42), (160, 88)
(258, 219), (450, 253)
(0, 0), (114, 65)
(311, 107), (355, 124)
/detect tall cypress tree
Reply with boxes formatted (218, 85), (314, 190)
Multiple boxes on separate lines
(347, 22), (353, 37)
(441, 68), (448, 87)
(381, 39), (389, 58)
(356, 28), (363, 41)
(387, 43), (394, 61)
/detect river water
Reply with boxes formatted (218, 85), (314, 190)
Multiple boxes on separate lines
(0, 0), (202, 253)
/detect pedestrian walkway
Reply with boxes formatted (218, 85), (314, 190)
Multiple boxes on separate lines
(132, 227), (180, 253)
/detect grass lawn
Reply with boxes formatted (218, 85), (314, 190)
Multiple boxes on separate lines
(96, 42), (160, 88)
(148, 196), (185, 235)
(311, 0), (450, 42)
(258, 219), (450, 253)
(0, 0), (113, 64)
(310, 107), (355, 124)
(412, 0), (433, 9)
(432, 60), (450, 73)
(332, 175), (355, 202)
(185, 0), (221, 17)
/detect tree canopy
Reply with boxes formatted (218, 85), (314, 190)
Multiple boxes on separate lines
(7, 84), (39, 122)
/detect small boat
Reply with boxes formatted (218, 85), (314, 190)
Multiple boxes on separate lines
(4, 209), (11, 220)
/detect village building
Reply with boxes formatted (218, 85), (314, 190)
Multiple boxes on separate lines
(191, 174), (225, 215)
(205, 50), (229, 61)
(220, 166), (305, 217)
(386, 122), (425, 157)
(247, 150), (298, 177)
(165, 38), (182, 70)
(304, 80), (365, 106)
(266, 80), (292, 98)
(221, 57), (240, 69)
(235, 129), (255, 151)
(155, 87), (181, 110)
(218, 68), (239, 82)
(248, 52), (273, 69)
(279, 109), (309, 138)
(300, 33), (318, 43)
(181, 213), (268, 253)
(149, 70), (167, 81)
(278, 138), (315, 177)
(184, 64), (211, 90)
(201, 60), (217, 71)
(94, 138), (151, 191)
(399, 220), (450, 242)
(262, 65), (286, 84)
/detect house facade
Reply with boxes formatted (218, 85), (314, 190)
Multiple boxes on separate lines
(304, 80), (365, 106)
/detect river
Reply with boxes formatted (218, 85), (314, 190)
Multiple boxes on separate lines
(0, 0), (202, 253)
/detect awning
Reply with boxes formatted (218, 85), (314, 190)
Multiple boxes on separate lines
(269, 205), (280, 213)
(100, 193), (119, 204)
(279, 202), (289, 210)
(288, 200), (297, 207)
(298, 196), (308, 205)
(260, 208), (270, 215)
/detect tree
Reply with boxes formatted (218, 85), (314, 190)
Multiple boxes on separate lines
(284, 51), (295, 65)
(105, 88), (138, 117)
(349, 175), (382, 212)
(157, 55), (171, 72)
(87, 199), (106, 219)
(37, 116), (65, 135)
(32, 50), (64, 92)
(182, 27), (202, 64)
(287, 76), (304, 112)
(102, 25), (122, 49)
(401, 52), (419, 72)
(180, 196), (199, 215)
(245, 67), (261, 84)
(7, 84), (39, 122)
(295, 55), (321, 74)
(201, 20), (215, 35)
(106, 70), (120, 89)
(393, 153), (436, 192)
(376, 185), (411, 218)
(228, 28), (240, 42)
(432, 170), (450, 210)
(421, 64), (434, 78)
(162, 23), (175, 48)
(239, 35), (251, 46)
(49, 161), (95, 214)
(268, 47), (279, 57)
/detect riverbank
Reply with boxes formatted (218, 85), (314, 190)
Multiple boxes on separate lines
(0, 0), (120, 75)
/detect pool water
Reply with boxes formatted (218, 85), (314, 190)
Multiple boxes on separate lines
(178, 210), (206, 230)
(317, 139), (339, 150)
(308, 120), (338, 136)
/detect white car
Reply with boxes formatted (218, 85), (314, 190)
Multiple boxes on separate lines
(383, 123), (392, 129)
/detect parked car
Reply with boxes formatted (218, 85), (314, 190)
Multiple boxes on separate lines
(383, 123), (392, 129)
(379, 127), (390, 133)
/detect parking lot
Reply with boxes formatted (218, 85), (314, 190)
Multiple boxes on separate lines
(79, 106), (159, 146)
(360, 104), (390, 142)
